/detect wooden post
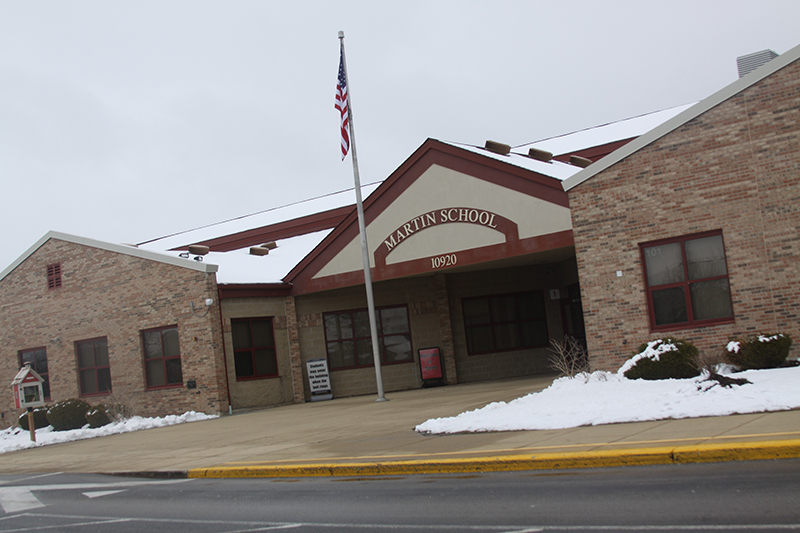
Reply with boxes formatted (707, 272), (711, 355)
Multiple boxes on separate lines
(27, 408), (36, 443)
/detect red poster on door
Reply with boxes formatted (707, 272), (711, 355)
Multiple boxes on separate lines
(419, 348), (443, 380)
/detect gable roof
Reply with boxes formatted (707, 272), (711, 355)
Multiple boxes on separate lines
(283, 138), (572, 294)
(562, 42), (800, 192)
(0, 231), (217, 283)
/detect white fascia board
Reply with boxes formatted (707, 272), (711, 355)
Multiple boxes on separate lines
(0, 230), (217, 283)
(562, 42), (800, 192)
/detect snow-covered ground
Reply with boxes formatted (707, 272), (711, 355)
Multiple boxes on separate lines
(416, 366), (800, 434)
(0, 411), (216, 455)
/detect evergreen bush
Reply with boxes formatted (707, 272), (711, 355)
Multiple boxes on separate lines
(621, 338), (700, 380)
(46, 399), (92, 431)
(85, 405), (112, 428)
(725, 333), (793, 370)
(17, 406), (50, 431)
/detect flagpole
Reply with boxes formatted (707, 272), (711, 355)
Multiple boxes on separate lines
(338, 31), (387, 402)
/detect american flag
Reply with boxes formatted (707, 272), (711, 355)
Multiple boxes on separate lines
(335, 48), (350, 160)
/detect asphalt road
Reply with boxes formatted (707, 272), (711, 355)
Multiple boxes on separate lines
(1, 460), (799, 532)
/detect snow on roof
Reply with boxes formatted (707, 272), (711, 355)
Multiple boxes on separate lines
(136, 185), (380, 284)
(440, 104), (694, 182)
(202, 229), (333, 284)
(516, 103), (695, 156)
(135, 104), (698, 285)
(440, 141), (582, 181)
(562, 42), (800, 192)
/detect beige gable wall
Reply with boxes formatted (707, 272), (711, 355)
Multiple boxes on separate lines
(314, 165), (571, 279)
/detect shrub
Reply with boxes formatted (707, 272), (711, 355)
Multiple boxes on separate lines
(725, 333), (793, 370)
(85, 405), (112, 428)
(46, 399), (92, 431)
(620, 338), (700, 380)
(18, 406), (50, 431)
(548, 336), (590, 377)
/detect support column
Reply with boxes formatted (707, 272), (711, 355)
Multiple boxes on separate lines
(433, 273), (458, 384)
(284, 295), (306, 403)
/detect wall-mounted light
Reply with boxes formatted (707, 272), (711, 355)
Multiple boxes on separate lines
(190, 298), (214, 317)
(180, 245), (210, 262)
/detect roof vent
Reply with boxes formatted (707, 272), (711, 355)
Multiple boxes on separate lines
(737, 49), (778, 78)
(527, 148), (553, 162)
(569, 155), (593, 168)
(484, 140), (511, 155)
(188, 245), (210, 256)
(250, 246), (270, 256)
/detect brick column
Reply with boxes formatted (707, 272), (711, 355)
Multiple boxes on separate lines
(284, 295), (305, 403)
(434, 273), (458, 384)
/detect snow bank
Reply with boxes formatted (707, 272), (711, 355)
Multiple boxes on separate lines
(415, 367), (800, 434)
(0, 411), (217, 455)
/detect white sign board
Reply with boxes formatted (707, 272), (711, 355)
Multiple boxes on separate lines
(306, 359), (332, 401)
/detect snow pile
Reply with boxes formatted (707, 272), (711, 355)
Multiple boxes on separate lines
(0, 411), (217, 455)
(617, 339), (677, 376)
(415, 367), (800, 434)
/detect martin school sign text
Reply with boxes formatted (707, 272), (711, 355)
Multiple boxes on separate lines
(374, 207), (519, 270)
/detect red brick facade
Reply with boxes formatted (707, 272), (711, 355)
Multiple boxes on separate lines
(568, 58), (800, 370)
(0, 236), (229, 426)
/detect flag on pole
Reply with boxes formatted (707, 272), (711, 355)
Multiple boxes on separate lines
(335, 48), (350, 160)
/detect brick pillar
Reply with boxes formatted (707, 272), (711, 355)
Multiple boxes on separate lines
(434, 273), (458, 384)
(284, 295), (305, 403)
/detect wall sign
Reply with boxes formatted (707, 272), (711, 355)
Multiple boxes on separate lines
(374, 208), (520, 271)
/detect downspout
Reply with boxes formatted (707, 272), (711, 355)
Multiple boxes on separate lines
(217, 285), (233, 413)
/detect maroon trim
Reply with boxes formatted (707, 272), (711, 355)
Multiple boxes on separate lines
(552, 138), (636, 163)
(218, 283), (292, 299)
(231, 317), (279, 381)
(285, 139), (571, 293)
(639, 229), (735, 332)
(292, 229), (574, 295)
(374, 208), (519, 268)
(75, 336), (112, 398)
(462, 290), (549, 355)
(171, 205), (353, 252)
(141, 325), (183, 390)
(323, 304), (414, 371)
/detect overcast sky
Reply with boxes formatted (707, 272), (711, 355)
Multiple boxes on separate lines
(2, 1), (799, 272)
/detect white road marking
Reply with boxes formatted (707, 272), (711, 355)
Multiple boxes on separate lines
(82, 490), (127, 499)
(0, 479), (188, 513)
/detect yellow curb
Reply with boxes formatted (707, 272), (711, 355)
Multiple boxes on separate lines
(187, 439), (800, 478)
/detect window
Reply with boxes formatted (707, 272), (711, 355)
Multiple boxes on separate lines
(641, 231), (734, 330)
(76, 338), (112, 396)
(232, 318), (278, 380)
(142, 326), (183, 388)
(47, 263), (61, 289)
(18, 348), (50, 400)
(324, 306), (413, 370)
(463, 291), (548, 355)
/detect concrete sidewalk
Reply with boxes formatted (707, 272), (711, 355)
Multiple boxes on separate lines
(0, 374), (798, 477)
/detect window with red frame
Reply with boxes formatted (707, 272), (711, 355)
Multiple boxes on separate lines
(47, 263), (61, 289)
(18, 348), (50, 400)
(462, 291), (548, 355)
(232, 318), (278, 379)
(323, 306), (413, 370)
(142, 326), (183, 388)
(641, 231), (734, 330)
(76, 337), (112, 396)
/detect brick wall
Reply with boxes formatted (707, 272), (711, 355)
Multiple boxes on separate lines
(568, 60), (800, 371)
(219, 296), (298, 410)
(0, 238), (228, 426)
